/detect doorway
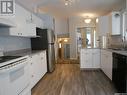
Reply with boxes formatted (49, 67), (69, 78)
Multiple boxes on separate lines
(57, 37), (79, 64)
(57, 38), (70, 64)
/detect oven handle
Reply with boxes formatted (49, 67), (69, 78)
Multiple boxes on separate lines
(0, 61), (27, 74)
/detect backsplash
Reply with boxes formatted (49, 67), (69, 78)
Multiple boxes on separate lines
(109, 35), (124, 48)
(0, 36), (31, 52)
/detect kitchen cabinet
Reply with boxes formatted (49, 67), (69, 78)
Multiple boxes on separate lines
(98, 12), (121, 36)
(32, 15), (44, 29)
(109, 12), (121, 35)
(123, 12), (127, 38)
(0, 4), (43, 37)
(29, 51), (47, 89)
(10, 4), (37, 37)
(80, 49), (100, 69)
(101, 50), (112, 80)
(98, 16), (109, 36)
(93, 49), (101, 68)
(40, 14), (55, 30)
(9, 4), (35, 37)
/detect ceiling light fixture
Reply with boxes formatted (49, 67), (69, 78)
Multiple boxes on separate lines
(64, 0), (79, 6)
(64, 39), (68, 42)
(64, 0), (72, 6)
(84, 19), (91, 23)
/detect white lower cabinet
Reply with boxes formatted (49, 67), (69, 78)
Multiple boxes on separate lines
(80, 49), (100, 69)
(19, 86), (31, 95)
(101, 50), (112, 80)
(93, 49), (101, 68)
(29, 51), (47, 89)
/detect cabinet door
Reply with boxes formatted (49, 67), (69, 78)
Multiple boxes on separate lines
(29, 54), (39, 89)
(98, 16), (109, 36)
(10, 4), (29, 36)
(33, 15), (44, 28)
(106, 51), (112, 80)
(111, 12), (121, 35)
(123, 12), (127, 38)
(101, 50), (113, 80)
(101, 50), (107, 73)
(41, 14), (54, 30)
(93, 49), (100, 68)
(22, 23), (36, 37)
(80, 49), (93, 68)
(38, 51), (47, 76)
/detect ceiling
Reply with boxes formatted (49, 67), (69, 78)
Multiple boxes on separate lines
(16, 0), (125, 18)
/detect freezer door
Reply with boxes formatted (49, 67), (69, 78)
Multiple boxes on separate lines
(48, 44), (55, 72)
(47, 29), (55, 43)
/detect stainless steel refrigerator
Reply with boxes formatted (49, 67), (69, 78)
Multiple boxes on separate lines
(31, 28), (55, 72)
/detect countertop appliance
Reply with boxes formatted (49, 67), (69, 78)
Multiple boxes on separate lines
(0, 55), (31, 95)
(31, 28), (55, 72)
(112, 53), (127, 93)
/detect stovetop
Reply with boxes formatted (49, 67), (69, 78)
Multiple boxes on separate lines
(0, 56), (22, 63)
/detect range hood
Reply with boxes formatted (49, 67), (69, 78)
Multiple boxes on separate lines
(0, 18), (16, 27)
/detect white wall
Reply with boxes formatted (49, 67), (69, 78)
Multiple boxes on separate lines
(0, 36), (31, 52)
(69, 17), (96, 59)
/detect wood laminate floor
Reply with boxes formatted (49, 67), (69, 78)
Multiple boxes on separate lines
(32, 64), (116, 95)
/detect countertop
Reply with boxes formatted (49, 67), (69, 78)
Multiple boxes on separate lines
(81, 48), (127, 56)
(102, 48), (127, 56)
(4, 49), (46, 57)
(16, 50), (46, 56)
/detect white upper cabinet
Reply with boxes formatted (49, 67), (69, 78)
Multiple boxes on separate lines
(32, 14), (44, 29)
(0, 4), (44, 37)
(40, 14), (55, 30)
(109, 12), (121, 35)
(98, 11), (121, 36)
(122, 12), (127, 38)
(98, 16), (109, 36)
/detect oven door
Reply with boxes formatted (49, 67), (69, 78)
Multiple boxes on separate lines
(0, 59), (30, 95)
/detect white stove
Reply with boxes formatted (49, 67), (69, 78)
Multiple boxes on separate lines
(0, 55), (31, 95)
